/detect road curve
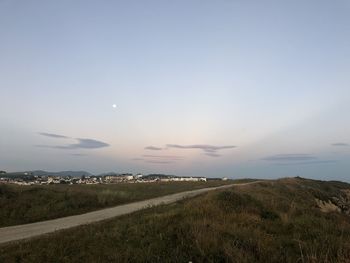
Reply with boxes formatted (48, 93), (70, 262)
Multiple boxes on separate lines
(0, 182), (259, 245)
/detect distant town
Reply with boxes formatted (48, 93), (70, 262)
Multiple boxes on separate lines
(0, 170), (228, 185)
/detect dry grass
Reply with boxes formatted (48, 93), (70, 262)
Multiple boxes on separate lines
(1, 177), (350, 262)
(0, 180), (233, 227)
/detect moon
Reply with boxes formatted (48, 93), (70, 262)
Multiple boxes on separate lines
(112, 104), (117, 108)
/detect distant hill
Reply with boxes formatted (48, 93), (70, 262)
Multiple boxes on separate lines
(2, 170), (92, 178)
(32, 170), (92, 177)
(97, 172), (133, 177)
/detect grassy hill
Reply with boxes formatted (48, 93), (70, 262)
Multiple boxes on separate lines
(1, 177), (350, 262)
(0, 180), (233, 227)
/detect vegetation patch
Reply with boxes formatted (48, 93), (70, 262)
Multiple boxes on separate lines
(0, 180), (232, 227)
(1, 178), (350, 262)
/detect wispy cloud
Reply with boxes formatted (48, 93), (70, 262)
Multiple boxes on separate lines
(144, 146), (163, 151)
(132, 154), (184, 164)
(56, 138), (109, 149)
(166, 144), (236, 152)
(37, 134), (109, 150)
(71, 153), (88, 156)
(142, 155), (185, 160)
(166, 144), (236, 157)
(131, 158), (144, 161)
(145, 160), (174, 164)
(262, 154), (336, 166)
(332, 143), (349, 147)
(54, 138), (109, 149)
(275, 160), (337, 166)
(205, 152), (221, 157)
(136, 143), (236, 162)
(39, 132), (70, 139)
(262, 154), (317, 162)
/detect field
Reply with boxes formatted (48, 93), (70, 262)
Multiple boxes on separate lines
(1, 177), (350, 262)
(0, 180), (235, 227)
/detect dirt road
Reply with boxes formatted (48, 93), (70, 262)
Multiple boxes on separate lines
(0, 182), (258, 245)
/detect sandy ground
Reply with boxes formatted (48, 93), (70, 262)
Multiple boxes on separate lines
(0, 182), (258, 245)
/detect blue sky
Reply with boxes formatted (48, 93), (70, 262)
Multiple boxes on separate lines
(1, 0), (349, 180)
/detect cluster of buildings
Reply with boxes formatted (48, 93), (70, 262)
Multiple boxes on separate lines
(0, 174), (102, 185)
(105, 174), (207, 183)
(0, 172), (209, 186)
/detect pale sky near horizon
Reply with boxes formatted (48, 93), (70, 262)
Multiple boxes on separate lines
(1, 0), (350, 181)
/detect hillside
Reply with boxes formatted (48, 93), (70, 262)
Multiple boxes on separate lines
(1, 177), (350, 262)
(0, 180), (232, 227)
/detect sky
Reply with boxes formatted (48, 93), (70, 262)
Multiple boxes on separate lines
(1, 0), (350, 181)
